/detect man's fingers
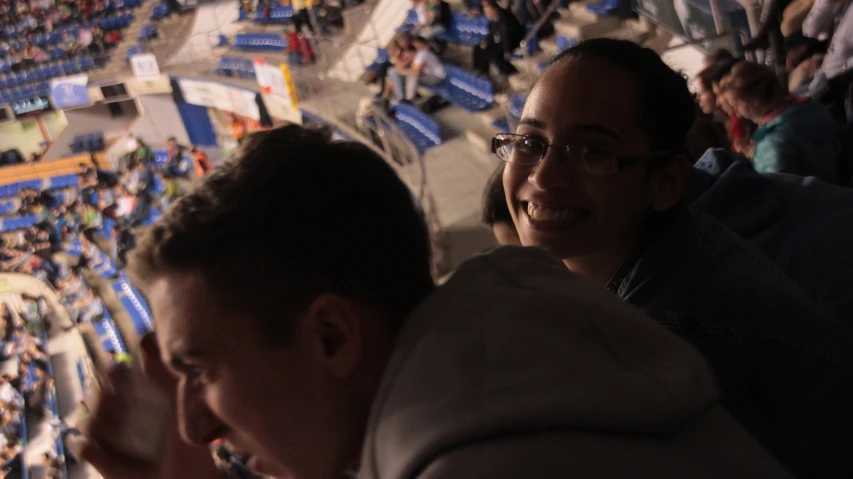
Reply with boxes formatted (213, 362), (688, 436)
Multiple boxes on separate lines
(140, 332), (176, 393)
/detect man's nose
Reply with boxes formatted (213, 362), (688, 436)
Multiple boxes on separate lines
(177, 378), (224, 446)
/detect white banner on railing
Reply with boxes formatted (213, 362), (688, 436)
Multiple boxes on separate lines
(178, 78), (260, 120)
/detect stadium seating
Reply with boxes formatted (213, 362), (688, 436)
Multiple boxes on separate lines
(0, 56), (97, 103)
(215, 56), (257, 79)
(150, 2), (170, 20)
(393, 103), (442, 154)
(92, 309), (128, 353)
(426, 65), (494, 112)
(112, 273), (154, 335)
(244, 5), (294, 24)
(0, 200), (16, 215)
(398, 11), (489, 47)
(71, 132), (106, 154)
(232, 33), (288, 52)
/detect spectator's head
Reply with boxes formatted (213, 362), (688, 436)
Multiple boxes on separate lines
(482, 0), (499, 20)
(482, 164), (520, 246)
(704, 48), (734, 68)
(411, 35), (430, 50)
(166, 137), (177, 148)
(695, 65), (718, 115)
(502, 38), (691, 274)
(129, 125), (434, 479)
(718, 61), (787, 123)
(709, 59), (740, 116)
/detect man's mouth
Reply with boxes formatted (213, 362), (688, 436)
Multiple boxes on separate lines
(522, 201), (591, 229)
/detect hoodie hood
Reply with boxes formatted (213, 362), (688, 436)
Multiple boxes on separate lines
(359, 246), (717, 479)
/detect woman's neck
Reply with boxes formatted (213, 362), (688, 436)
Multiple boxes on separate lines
(562, 236), (642, 288)
(758, 95), (795, 124)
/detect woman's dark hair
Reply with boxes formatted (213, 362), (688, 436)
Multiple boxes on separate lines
(482, 163), (512, 226)
(706, 48), (734, 65)
(546, 38), (695, 155)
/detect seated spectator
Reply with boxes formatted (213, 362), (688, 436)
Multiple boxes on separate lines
(411, 0), (451, 39)
(70, 289), (104, 324)
(803, 0), (853, 121)
(78, 26), (94, 53)
(719, 61), (838, 182)
(709, 59), (758, 156)
(62, 29), (78, 53)
(79, 126), (793, 479)
(497, 38), (853, 477)
(386, 36), (446, 102)
(474, 0), (525, 79)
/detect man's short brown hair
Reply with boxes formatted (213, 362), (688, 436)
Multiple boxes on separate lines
(130, 125), (434, 344)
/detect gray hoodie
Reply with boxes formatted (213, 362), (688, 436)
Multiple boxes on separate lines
(359, 247), (792, 479)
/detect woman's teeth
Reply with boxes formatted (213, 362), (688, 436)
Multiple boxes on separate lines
(526, 203), (582, 222)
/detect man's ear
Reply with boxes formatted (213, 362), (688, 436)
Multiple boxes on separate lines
(648, 155), (690, 212)
(303, 294), (363, 378)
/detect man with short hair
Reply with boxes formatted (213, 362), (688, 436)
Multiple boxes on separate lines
(76, 125), (792, 479)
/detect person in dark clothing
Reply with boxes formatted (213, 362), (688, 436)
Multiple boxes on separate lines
(473, 0), (525, 77)
(498, 38), (853, 478)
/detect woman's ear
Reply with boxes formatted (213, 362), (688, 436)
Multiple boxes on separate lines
(648, 156), (690, 212)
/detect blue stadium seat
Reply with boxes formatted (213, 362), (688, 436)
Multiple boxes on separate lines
(586, 0), (619, 15)
(397, 9), (418, 33)
(365, 48), (389, 76)
(232, 33), (287, 52)
(138, 24), (158, 40)
(427, 65), (494, 112)
(112, 274), (154, 335)
(92, 310), (127, 353)
(435, 13), (489, 46)
(150, 2), (170, 20)
(393, 103), (442, 154)
(252, 5), (294, 23)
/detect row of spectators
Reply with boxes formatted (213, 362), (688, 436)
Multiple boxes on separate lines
(0, 295), (70, 477)
(1, 22), (124, 73)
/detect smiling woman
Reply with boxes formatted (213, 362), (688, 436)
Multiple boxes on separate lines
(501, 38), (853, 479)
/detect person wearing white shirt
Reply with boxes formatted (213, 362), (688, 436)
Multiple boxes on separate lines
(386, 36), (447, 101)
(803, 0), (853, 119)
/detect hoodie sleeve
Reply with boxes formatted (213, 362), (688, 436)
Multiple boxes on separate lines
(414, 411), (795, 479)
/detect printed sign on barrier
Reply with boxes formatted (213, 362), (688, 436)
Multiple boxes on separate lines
(130, 53), (161, 81)
(50, 74), (92, 110)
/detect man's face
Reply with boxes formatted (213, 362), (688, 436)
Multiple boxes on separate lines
(503, 59), (661, 261)
(151, 272), (365, 479)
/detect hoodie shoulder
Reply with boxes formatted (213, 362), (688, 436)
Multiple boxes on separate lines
(359, 247), (718, 479)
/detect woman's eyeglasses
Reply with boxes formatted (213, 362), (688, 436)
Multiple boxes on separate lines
(490, 133), (671, 177)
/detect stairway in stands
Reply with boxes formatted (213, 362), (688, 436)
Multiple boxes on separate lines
(89, 2), (198, 82)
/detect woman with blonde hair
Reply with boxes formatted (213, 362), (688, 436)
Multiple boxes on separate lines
(719, 61), (838, 182)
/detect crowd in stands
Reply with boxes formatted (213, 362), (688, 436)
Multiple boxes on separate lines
(0, 293), (72, 478)
(0, 0), (140, 74)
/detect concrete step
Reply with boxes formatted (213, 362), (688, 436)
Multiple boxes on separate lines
(553, 14), (621, 41)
